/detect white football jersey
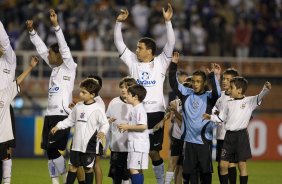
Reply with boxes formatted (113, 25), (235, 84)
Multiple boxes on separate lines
(114, 21), (175, 113)
(211, 88), (270, 131)
(213, 91), (231, 140)
(106, 96), (133, 152)
(94, 95), (105, 112)
(29, 26), (77, 116)
(0, 82), (20, 143)
(56, 101), (109, 153)
(0, 21), (16, 90)
(128, 103), (150, 153)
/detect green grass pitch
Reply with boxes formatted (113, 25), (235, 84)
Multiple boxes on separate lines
(10, 158), (282, 184)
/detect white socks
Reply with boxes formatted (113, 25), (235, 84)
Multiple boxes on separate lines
(51, 177), (60, 184)
(153, 162), (164, 184)
(164, 171), (174, 184)
(122, 180), (130, 184)
(3, 159), (12, 184)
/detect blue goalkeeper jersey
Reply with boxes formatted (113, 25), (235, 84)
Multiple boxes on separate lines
(169, 63), (221, 144)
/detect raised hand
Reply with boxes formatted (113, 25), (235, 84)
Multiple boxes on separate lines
(172, 52), (180, 64)
(49, 9), (59, 27)
(163, 3), (173, 22)
(264, 81), (272, 90)
(26, 20), (34, 32)
(30, 56), (39, 68)
(97, 132), (105, 140)
(117, 9), (129, 22)
(206, 63), (221, 80)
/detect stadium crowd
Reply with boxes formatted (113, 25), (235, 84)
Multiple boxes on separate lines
(0, 0), (281, 57)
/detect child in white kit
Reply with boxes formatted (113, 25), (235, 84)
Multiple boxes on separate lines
(118, 84), (149, 184)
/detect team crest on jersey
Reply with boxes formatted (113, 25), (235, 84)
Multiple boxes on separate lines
(137, 71), (156, 86)
(240, 102), (246, 109)
(80, 112), (85, 119)
(192, 101), (199, 109)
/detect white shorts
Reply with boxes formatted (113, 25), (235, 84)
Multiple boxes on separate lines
(127, 152), (148, 170)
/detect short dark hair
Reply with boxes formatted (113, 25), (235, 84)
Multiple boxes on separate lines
(138, 37), (156, 55)
(127, 84), (147, 102)
(230, 77), (248, 94)
(80, 78), (101, 96)
(223, 68), (239, 77)
(50, 43), (60, 54)
(119, 76), (136, 88)
(88, 75), (102, 87)
(192, 70), (206, 81)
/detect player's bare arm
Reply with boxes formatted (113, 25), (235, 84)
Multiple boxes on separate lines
(0, 47), (3, 57)
(16, 56), (39, 85)
(163, 3), (173, 22)
(203, 113), (211, 120)
(116, 9), (129, 22)
(97, 132), (105, 140)
(49, 9), (59, 27)
(172, 52), (180, 64)
(264, 81), (271, 90)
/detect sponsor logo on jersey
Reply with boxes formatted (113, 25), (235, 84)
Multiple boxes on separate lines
(240, 102), (246, 109)
(137, 72), (156, 87)
(3, 69), (10, 74)
(49, 85), (60, 93)
(63, 76), (71, 81)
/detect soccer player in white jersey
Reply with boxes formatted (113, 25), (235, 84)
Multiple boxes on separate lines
(203, 77), (271, 184)
(26, 9), (77, 184)
(118, 84), (149, 184)
(106, 77), (136, 184)
(51, 78), (109, 184)
(0, 20), (18, 184)
(0, 56), (38, 184)
(114, 4), (175, 183)
(213, 68), (239, 184)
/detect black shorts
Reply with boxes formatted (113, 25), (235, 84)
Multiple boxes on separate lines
(6, 106), (16, 148)
(41, 115), (70, 150)
(147, 112), (165, 151)
(170, 136), (184, 157)
(69, 150), (96, 168)
(221, 129), (252, 162)
(0, 142), (10, 160)
(183, 142), (213, 174)
(216, 140), (238, 163)
(108, 151), (129, 180)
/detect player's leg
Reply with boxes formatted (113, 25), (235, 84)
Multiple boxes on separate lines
(94, 155), (102, 184)
(66, 151), (80, 184)
(216, 140), (224, 183)
(44, 116), (69, 184)
(76, 166), (85, 184)
(128, 152), (148, 184)
(0, 143), (12, 184)
(238, 161), (248, 184)
(148, 112), (165, 184)
(228, 162), (237, 184)
(83, 153), (96, 184)
(198, 142), (213, 184)
(164, 155), (178, 184)
(174, 156), (183, 184)
(109, 152), (129, 184)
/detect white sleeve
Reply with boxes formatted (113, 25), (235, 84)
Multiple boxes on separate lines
(54, 25), (77, 70)
(5, 81), (20, 104)
(0, 21), (16, 65)
(56, 106), (76, 129)
(210, 104), (228, 124)
(95, 110), (110, 134)
(29, 30), (51, 67)
(136, 109), (147, 125)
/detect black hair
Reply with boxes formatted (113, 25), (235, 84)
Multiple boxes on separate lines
(223, 68), (239, 77)
(119, 76), (136, 88)
(230, 76), (248, 94)
(50, 43), (60, 54)
(80, 78), (101, 96)
(192, 70), (207, 81)
(87, 75), (102, 87)
(177, 70), (189, 77)
(138, 37), (156, 55)
(127, 84), (147, 102)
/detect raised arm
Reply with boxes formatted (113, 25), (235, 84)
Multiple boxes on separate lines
(114, 9), (129, 54)
(26, 20), (50, 66)
(207, 63), (221, 106)
(16, 56), (38, 85)
(162, 3), (175, 58)
(49, 9), (76, 69)
(257, 81), (271, 103)
(0, 21), (16, 65)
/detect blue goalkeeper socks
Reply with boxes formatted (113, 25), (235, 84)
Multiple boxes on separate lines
(131, 173), (144, 184)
